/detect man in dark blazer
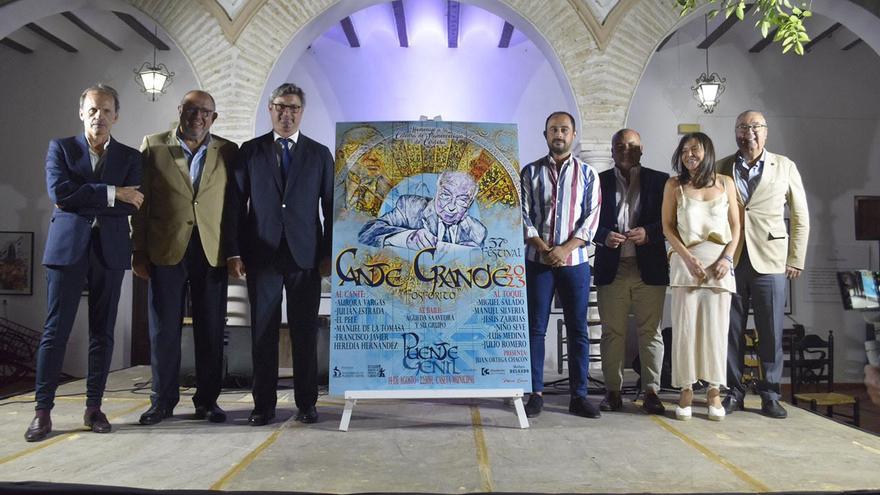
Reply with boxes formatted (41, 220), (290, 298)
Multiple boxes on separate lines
(592, 129), (669, 415)
(133, 90), (238, 425)
(224, 83), (333, 426)
(26, 84), (143, 442)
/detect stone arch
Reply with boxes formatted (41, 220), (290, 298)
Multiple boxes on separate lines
(122, 0), (706, 162)
(128, 0), (598, 144)
(259, 1), (592, 138)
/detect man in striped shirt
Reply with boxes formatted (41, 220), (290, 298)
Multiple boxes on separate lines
(520, 111), (602, 418)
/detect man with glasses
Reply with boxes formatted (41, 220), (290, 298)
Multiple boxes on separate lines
(224, 83), (334, 426)
(357, 171), (486, 249)
(718, 110), (810, 418)
(133, 90), (238, 425)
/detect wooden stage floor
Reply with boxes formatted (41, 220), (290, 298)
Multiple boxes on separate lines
(0, 366), (878, 494)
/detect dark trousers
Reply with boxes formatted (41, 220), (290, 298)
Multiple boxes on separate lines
(726, 246), (787, 401)
(247, 241), (320, 413)
(148, 228), (228, 409)
(35, 228), (124, 410)
(526, 260), (592, 398)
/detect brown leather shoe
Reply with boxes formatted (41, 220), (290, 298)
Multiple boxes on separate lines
(24, 414), (52, 442)
(84, 410), (112, 433)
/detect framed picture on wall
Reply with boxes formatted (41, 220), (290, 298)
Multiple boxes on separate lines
(0, 231), (34, 295)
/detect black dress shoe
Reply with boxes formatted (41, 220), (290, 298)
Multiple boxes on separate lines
(722, 394), (744, 415)
(194, 404), (227, 423)
(760, 399), (788, 419)
(641, 393), (666, 415)
(248, 409), (276, 426)
(84, 410), (112, 433)
(24, 414), (52, 442)
(599, 391), (623, 412)
(295, 406), (319, 424)
(139, 405), (174, 425)
(569, 396), (601, 418)
(524, 394), (544, 418)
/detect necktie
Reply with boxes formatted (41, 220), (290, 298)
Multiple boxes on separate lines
(278, 138), (292, 182)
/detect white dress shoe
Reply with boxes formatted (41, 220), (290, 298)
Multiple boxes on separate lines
(708, 404), (726, 421)
(675, 405), (692, 421)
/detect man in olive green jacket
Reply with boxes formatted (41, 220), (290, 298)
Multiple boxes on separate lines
(132, 90), (238, 425)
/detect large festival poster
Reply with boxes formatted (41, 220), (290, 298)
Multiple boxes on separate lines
(330, 121), (530, 395)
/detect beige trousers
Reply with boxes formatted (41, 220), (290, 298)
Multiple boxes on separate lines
(670, 286), (731, 388)
(597, 258), (667, 392)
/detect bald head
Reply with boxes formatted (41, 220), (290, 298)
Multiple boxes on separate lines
(734, 110), (768, 163)
(178, 90), (217, 144)
(181, 90), (215, 108)
(611, 128), (643, 172)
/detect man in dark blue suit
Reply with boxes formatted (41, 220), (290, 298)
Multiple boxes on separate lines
(592, 129), (669, 415)
(25, 84), (143, 442)
(225, 83), (333, 426)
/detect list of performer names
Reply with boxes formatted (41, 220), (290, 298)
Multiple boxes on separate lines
(333, 290), (400, 350)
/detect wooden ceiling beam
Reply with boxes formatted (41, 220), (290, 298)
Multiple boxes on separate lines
(0, 37), (33, 54)
(498, 21), (514, 48)
(655, 30), (675, 52)
(842, 38), (863, 51)
(748, 27), (778, 53)
(804, 22), (842, 52)
(340, 16), (360, 47)
(392, 0), (408, 48)
(447, 0), (460, 48)
(697, 3), (754, 49)
(62, 12), (122, 51)
(25, 22), (77, 52)
(113, 11), (169, 50)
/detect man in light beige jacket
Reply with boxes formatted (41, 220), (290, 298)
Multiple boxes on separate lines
(717, 110), (809, 419)
(132, 90), (238, 425)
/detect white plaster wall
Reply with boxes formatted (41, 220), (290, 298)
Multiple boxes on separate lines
(0, 9), (199, 377)
(268, 1), (571, 374)
(264, 1), (569, 166)
(627, 15), (880, 382)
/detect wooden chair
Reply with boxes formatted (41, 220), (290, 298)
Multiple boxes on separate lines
(742, 328), (762, 390)
(788, 330), (860, 427)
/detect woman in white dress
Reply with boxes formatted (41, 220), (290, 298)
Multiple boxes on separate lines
(661, 133), (740, 421)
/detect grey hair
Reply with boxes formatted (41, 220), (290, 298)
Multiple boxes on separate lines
(438, 171), (477, 194)
(735, 110), (766, 124)
(269, 83), (306, 106)
(80, 83), (120, 112)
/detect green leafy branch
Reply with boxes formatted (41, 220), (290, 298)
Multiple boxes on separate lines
(675, 0), (813, 55)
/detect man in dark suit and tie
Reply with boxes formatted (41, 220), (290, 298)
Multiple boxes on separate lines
(225, 83), (333, 426)
(593, 129), (669, 415)
(133, 90), (238, 425)
(25, 84), (143, 442)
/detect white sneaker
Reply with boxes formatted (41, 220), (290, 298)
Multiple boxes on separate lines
(675, 405), (692, 421)
(708, 404), (725, 421)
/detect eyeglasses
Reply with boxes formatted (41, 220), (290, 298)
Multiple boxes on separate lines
(271, 103), (303, 114)
(735, 124), (767, 132)
(181, 105), (215, 117)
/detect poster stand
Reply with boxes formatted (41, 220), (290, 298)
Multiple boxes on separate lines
(338, 388), (528, 431)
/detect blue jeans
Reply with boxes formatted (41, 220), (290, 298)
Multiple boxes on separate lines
(35, 229), (124, 410)
(526, 260), (591, 398)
